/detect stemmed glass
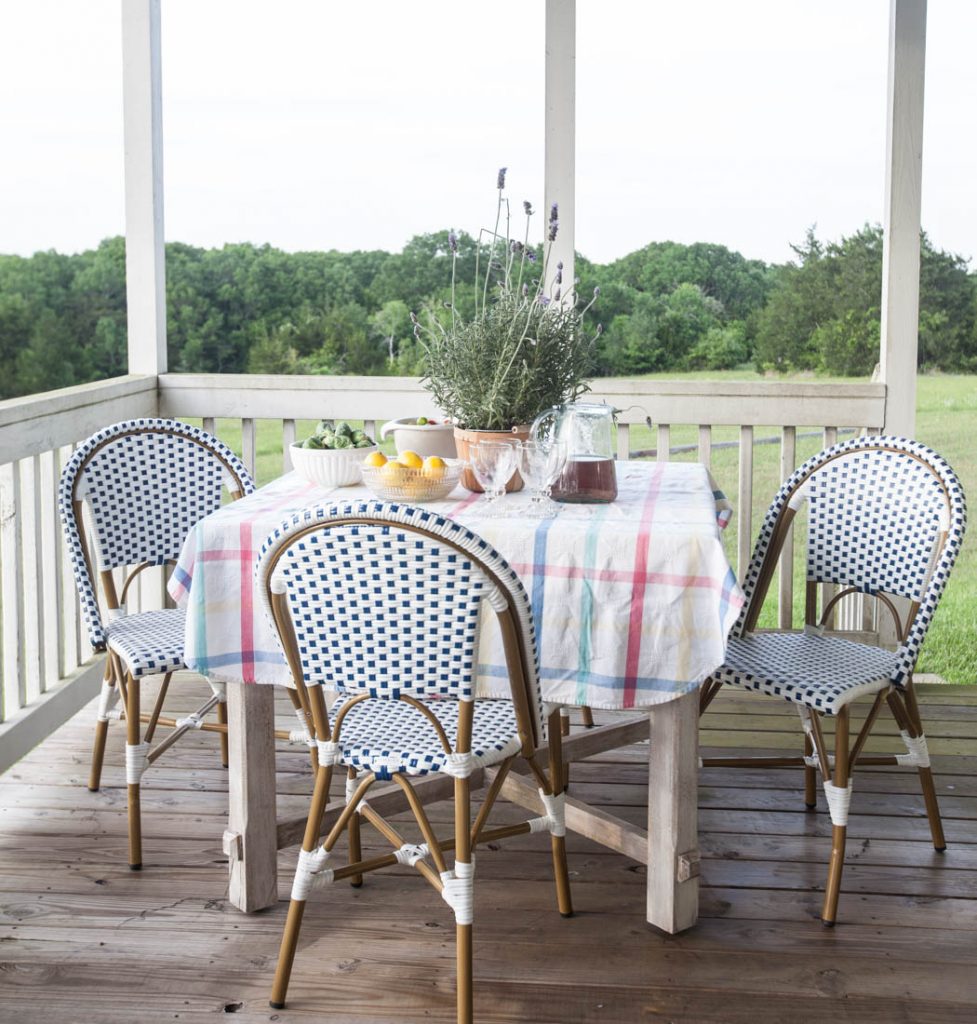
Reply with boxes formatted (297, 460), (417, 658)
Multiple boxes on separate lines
(517, 440), (568, 518)
(469, 441), (518, 517)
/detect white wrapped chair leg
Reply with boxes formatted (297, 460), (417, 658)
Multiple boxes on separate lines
(288, 705), (314, 746)
(125, 741), (151, 786)
(316, 739), (341, 766)
(440, 861), (474, 926)
(96, 680), (122, 722)
(291, 846), (335, 901)
(395, 843), (430, 867)
(206, 678), (227, 703)
(527, 790), (567, 837)
(440, 751), (477, 779)
(896, 730), (931, 768)
(344, 772), (371, 814)
(822, 779), (853, 828)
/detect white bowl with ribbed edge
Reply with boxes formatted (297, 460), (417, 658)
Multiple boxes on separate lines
(290, 442), (379, 488)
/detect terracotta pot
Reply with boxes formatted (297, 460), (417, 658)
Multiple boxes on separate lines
(453, 425), (529, 493)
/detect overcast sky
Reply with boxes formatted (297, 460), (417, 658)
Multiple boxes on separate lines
(2, 1), (975, 267)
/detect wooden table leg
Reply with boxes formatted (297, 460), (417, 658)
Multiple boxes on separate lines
(646, 688), (699, 933)
(226, 682), (279, 912)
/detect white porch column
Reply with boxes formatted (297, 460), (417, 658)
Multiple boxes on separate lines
(879, 0), (926, 437)
(122, 0), (167, 377)
(544, 0), (575, 299)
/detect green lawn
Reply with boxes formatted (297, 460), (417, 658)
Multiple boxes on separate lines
(203, 372), (976, 685)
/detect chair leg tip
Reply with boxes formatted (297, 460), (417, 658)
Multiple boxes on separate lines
(560, 911), (574, 919)
(88, 785), (100, 793)
(350, 881), (363, 889)
(935, 845), (947, 853)
(129, 863), (142, 871)
(269, 1002), (285, 1010)
(804, 802), (816, 810)
(820, 918), (835, 928)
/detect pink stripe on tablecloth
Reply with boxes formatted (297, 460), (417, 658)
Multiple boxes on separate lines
(448, 489), (482, 515)
(239, 521), (255, 683)
(505, 561), (731, 593)
(623, 462), (665, 707)
(200, 548), (253, 562)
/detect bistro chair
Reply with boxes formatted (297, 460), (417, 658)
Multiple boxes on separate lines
(699, 435), (967, 925)
(257, 502), (573, 1024)
(59, 418), (279, 869)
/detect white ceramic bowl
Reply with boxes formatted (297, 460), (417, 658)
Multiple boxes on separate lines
(379, 418), (458, 460)
(362, 458), (465, 503)
(290, 442), (379, 488)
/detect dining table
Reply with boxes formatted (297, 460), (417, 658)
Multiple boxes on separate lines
(168, 458), (744, 933)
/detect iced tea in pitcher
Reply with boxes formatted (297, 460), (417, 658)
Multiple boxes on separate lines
(530, 402), (619, 504)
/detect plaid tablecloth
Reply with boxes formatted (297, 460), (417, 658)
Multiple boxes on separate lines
(168, 460), (744, 710)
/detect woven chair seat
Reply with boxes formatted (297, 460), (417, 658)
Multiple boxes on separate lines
(715, 631), (901, 716)
(107, 608), (187, 679)
(329, 695), (522, 780)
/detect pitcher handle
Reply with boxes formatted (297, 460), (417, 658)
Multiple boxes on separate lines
(530, 408), (560, 444)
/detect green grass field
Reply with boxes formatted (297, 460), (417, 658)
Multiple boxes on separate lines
(205, 372), (976, 685)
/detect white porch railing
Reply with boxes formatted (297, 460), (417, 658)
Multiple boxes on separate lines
(0, 376), (158, 770)
(0, 372), (886, 772)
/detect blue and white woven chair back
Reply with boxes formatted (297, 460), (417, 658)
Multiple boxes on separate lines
(805, 445), (953, 601)
(257, 502), (546, 737)
(736, 435), (966, 683)
(59, 418), (255, 648)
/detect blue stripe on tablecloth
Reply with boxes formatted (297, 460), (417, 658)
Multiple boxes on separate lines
(530, 515), (557, 650)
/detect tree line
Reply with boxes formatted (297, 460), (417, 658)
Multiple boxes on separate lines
(0, 225), (974, 401)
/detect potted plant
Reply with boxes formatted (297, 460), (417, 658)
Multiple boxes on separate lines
(413, 168), (600, 491)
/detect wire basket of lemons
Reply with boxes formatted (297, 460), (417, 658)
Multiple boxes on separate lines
(361, 450), (464, 503)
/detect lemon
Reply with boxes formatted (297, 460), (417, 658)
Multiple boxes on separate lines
(363, 450), (387, 468)
(380, 461), (406, 485)
(422, 455), (446, 480)
(398, 450), (423, 470)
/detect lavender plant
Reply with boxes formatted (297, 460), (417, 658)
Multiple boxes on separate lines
(415, 169), (600, 431)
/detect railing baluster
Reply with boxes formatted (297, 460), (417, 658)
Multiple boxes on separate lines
(737, 426), (754, 580)
(821, 426), (838, 623)
(59, 446), (80, 678)
(616, 423), (631, 461)
(363, 420), (378, 443)
(697, 425), (711, 467)
(778, 426), (796, 630)
(203, 416), (216, 437)
(282, 419), (297, 473)
(20, 457), (43, 705)
(242, 418), (257, 479)
(0, 462), (24, 722)
(656, 424), (671, 462)
(39, 450), (61, 693)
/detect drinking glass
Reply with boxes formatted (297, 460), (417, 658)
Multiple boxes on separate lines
(517, 440), (568, 518)
(469, 441), (518, 517)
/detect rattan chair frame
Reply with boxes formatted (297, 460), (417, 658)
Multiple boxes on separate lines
(258, 509), (573, 1024)
(699, 436), (967, 925)
(59, 419), (314, 869)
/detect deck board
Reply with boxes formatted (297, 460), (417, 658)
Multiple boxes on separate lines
(1, 675), (976, 1022)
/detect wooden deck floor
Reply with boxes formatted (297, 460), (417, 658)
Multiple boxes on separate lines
(1, 676), (976, 1023)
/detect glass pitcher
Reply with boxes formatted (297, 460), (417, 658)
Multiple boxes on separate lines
(530, 402), (618, 503)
